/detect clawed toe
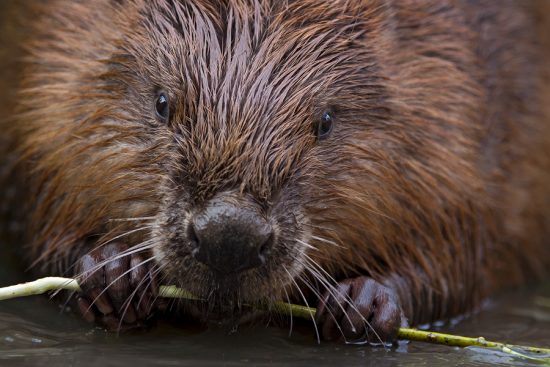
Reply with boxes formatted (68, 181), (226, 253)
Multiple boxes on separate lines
(316, 277), (406, 345)
(73, 242), (160, 330)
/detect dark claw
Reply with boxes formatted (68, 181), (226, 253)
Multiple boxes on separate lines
(88, 288), (113, 315)
(73, 242), (158, 330)
(316, 277), (408, 345)
(76, 296), (95, 323)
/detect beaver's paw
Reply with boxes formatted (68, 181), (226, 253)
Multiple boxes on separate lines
(315, 277), (408, 345)
(73, 242), (161, 331)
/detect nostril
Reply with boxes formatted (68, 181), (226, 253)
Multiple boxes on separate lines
(188, 199), (275, 273)
(258, 231), (274, 262)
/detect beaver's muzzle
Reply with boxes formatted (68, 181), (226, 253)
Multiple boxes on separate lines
(189, 194), (273, 275)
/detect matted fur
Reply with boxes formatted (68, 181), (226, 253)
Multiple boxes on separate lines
(2, 0), (549, 328)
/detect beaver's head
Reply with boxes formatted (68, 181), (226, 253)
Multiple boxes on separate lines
(119, 0), (397, 313)
(21, 0), (483, 320)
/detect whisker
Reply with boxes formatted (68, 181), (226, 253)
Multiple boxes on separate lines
(296, 257), (355, 334)
(108, 216), (157, 223)
(301, 253), (385, 346)
(86, 256), (157, 315)
(295, 239), (319, 252)
(309, 235), (346, 249)
(295, 272), (346, 341)
(283, 266), (320, 344)
(282, 285), (293, 337)
(98, 225), (154, 246)
(65, 225), (155, 277)
(116, 257), (163, 333)
(58, 289), (78, 314)
(135, 263), (164, 311)
(148, 271), (171, 315)
(54, 237), (156, 306)
(75, 239), (157, 282)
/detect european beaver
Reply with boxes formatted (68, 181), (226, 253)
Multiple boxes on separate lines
(1, 0), (549, 344)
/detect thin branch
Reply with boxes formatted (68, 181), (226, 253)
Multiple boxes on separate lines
(1, 278), (549, 364)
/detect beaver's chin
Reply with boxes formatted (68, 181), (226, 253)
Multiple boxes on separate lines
(154, 239), (305, 325)
(169, 265), (282, 323)
(185, 299), (266, 327)
(174, 271), (274, 327)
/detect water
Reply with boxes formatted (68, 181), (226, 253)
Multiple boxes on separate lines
(2, 239), (548, 367)
(0, 263), (548, 367)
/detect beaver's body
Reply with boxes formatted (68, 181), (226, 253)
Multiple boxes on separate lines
(1, 0), (549, 343)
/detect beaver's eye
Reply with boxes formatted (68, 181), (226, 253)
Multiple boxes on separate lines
(155, 92), (170, 122)
(315, 111), (334, 140)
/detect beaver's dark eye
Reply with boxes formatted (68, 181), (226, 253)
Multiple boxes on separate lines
(315, 111), (334, 140)
(155, 92), (170, 122)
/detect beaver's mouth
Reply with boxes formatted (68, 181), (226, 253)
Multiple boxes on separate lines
(153, 188), (307, 307)
(151, 185), (311, 326)
(168, 270), (275, 326)
(184, 295), (263, 324)
(174, 263), (275, 301)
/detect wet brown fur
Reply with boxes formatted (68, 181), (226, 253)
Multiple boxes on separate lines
(2, 0), (550, 327)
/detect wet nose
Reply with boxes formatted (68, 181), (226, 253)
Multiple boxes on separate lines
(189, 200), (273, 274)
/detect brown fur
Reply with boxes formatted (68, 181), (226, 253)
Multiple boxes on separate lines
(2, 0), (549, 328)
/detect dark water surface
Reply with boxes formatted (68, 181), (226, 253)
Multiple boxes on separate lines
(0, 253), (549, 367)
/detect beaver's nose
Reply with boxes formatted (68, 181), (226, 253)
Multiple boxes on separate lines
(189, 200), (273, 274)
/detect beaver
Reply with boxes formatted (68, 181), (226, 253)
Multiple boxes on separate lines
(2, 0), (549, 344)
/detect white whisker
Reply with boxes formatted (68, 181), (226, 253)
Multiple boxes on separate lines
(283, 266), (320, 344)
(88, 255), (157, 315)
(281, 284), (294, 337)
(296, 272), (346, 341)
(100, 225), (154, 245)
(301, 253), (385, 346)
(108, 216), (157, 223)
(310, 235), (346, 249)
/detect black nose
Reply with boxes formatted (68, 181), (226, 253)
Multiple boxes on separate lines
(189, 199), (273, 274)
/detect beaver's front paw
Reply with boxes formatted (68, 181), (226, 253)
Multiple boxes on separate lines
(73, 242), (161, 331)
(316, 277), (408, 345)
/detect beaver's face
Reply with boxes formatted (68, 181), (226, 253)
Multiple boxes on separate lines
(101, 0), (393, 314)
